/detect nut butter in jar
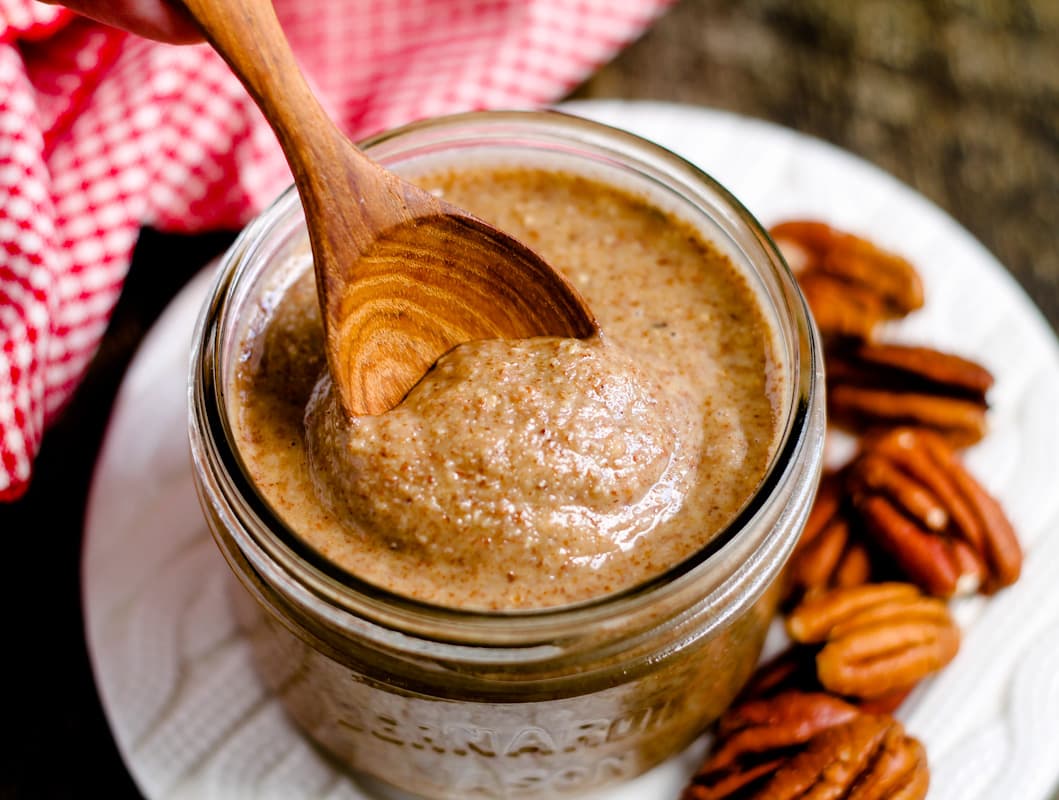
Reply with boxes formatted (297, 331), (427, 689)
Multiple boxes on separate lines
(189, 111), (825, 799)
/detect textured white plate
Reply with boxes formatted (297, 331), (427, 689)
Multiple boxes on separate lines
(84, 101), (1059, 800)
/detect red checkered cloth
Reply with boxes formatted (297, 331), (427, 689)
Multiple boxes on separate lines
(0, 0), (671, 499)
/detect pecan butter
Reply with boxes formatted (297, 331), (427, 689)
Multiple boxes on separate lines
(232, 166), (782, 609)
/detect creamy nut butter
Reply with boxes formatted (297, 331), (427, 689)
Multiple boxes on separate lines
(190, 112), (825, 800)
(233, 167), (779, 609)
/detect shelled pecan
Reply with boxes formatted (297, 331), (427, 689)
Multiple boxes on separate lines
(770, 220), (924, 340)
(710, 691), (862, 771)
(850, 428), (1022, 595)
(786, 583), (959, 699)
(827, 342), (993, 446)
(737, 646), (914, 715)
(785, 471), (876, 604)
(684, 691), (860, 799)
(764, 715), (928, 800)
(684, 695), (928, 800)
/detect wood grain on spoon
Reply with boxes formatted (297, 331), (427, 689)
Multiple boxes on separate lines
(179, 0), (598, 415)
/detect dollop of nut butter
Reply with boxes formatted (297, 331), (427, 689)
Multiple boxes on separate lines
(305, 335), (703, 602)
(233, 167), (781, 609)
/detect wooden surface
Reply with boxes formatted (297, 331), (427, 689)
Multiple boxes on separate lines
(1, 0), (1056, 797)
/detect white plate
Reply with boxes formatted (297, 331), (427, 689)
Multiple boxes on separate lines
(84, 101), (1059, 800)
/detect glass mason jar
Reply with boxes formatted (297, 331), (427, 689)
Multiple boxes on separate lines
(189, 111), (825, 799)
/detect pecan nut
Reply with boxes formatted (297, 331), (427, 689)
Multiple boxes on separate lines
(763, 715), (928, 800)
(851, 428), (1022, 595)
(683, 691), (861, 799)
(798, 272), (889, 341)
(736, 646), (913, 715)
(786, 583), (959, 699)
(711, 691), (862, 770)
(770, 220), (924, 340)
(846, 720), (930, 799)
(685, 703), (928, 800)
(785, 472), (876, 604)
(827, 342), (993, 446)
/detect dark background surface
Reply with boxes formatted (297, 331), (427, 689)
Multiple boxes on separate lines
(1, 0), (1056, 797)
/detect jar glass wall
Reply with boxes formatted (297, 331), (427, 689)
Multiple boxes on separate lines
(189, 110), (825, 799)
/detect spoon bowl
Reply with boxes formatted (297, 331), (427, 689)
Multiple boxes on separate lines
(179, 0), (598, 415)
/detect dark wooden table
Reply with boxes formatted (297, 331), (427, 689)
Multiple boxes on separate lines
(2, 1), (1056, 797)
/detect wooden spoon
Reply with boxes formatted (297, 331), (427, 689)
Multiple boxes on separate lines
(179, 0), (598, 415)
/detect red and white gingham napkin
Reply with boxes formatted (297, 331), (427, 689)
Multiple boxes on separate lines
(0, 0), (671, 500)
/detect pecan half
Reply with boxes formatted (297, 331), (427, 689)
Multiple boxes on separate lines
(684, 691), (861, 799)
(763, 714), (928, 800)
(737, 646), (913, 715)
(851, 428), (1022, 595)
(798, 271), (888, 341)
(847, 721), (930, 799)
(786, 583), (959, 699)
(770, 220), (924, 340)
(711, 691), (862, 770)
(786, 472), (877, 605)
(685, 703), (928, 800)
(827, 342), (993, 446)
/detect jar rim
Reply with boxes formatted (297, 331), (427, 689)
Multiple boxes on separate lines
(189, 109), (824, 647)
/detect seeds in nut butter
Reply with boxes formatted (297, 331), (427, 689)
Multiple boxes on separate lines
(232, 166), (782, 610)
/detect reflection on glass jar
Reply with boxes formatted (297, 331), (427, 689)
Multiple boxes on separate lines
(189, 111), (824, 799)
